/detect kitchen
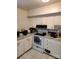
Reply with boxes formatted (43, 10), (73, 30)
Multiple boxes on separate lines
(17, 0), (61, 59)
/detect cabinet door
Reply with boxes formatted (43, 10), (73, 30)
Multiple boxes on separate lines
(24, 36), (33, 52)
(17, 40), (25, 57)
(17, 36), (33, 57)
(48, 39), (61, 58)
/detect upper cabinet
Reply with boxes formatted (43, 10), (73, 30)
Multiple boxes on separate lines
(28, 2), (61, 17)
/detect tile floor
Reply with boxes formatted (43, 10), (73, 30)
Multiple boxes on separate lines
(19, 49), (55, 59)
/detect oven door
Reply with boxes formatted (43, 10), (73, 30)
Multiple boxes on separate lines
(34, 36), (41, 45)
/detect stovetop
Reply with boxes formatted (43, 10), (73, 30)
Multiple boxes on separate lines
(35, 33), (46, 36)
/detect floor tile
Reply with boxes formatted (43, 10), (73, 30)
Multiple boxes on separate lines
(19, 49), (55, 59)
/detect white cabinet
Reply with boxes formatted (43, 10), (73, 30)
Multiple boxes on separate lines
(17, 39), (25, 57)
(24, 36), (33, 52)
(49, 39), (61, 58)
(17, 36), (33, 57)
(44, 38), (61, 58)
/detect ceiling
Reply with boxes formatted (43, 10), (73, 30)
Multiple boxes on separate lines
(17, 0), (60, 10)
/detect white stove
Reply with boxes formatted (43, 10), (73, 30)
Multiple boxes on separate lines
(33, 25), (48, 53)
(33, 35), (44, 53)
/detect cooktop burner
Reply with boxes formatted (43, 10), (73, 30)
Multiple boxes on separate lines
(35, 33), (46, 36)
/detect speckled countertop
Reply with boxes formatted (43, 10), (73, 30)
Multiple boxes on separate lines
(17, 33), (34, 41)
(44, 34), (61, 41)
(17, 33), (61, 42)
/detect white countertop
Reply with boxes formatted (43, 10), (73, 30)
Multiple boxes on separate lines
(17, 33), (61, 42)
(17, 33), (34, 41)
(44, 34), (61, 41)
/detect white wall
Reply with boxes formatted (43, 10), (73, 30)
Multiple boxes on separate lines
(28, 2), (61, 29)
(29, 16), (61, 29)
(17, 8), (29, 31)
(17, 2), (61, 30)
(28, 2), (61, 16)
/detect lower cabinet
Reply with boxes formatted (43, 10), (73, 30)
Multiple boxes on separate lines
(17, 40), (25, 57)
(24, 36), (33, 52)
(44, 38), (61, 58)
(17, 36), (33, 57)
